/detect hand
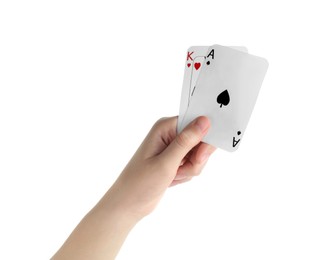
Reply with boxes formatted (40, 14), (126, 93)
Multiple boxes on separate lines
(52, 116), (216, 260)
(105, 116), (216, 220)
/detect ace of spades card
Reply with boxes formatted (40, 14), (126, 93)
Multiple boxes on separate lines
(177, 46), (248, 133)
(180, 45), (269, 152)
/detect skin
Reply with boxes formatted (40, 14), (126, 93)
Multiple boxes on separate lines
(52, 116), (216, 260)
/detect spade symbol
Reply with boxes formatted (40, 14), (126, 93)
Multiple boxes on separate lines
(217, 90), (230, 108)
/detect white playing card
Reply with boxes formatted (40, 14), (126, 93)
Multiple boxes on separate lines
(180, 45), (269, 152)
(177, 46), (248, 132)
(177, 46), (207, 133)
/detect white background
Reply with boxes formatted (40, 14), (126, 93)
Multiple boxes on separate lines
(0, 1), (316, 259)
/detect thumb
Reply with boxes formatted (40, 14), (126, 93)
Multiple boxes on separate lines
(161, 116), (210, 165)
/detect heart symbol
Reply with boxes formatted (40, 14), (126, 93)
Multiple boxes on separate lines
(194, 62), (201, 70)
(187, 63), (191, 68)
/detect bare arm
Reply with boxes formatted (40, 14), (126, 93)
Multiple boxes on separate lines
(52, 116), (215, 260)
(52, 191), (139, 260)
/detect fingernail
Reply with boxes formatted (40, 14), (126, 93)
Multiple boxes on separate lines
(174, 172), (187, 181)
(194, 117), (210, 133)
(199, 153), (210, 163)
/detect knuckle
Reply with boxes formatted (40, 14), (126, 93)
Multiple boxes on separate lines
(175, 130), (193, 150)
(156, 117), (168, 124)
(191, 165), (202, 176)
(151, 117), (166, 132)
(193, 168), (202, 176)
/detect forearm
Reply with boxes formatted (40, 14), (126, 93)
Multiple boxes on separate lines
(52, 116), (212, 259)
(52, 186), (139, 260)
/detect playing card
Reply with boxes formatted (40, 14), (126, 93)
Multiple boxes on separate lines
(177, 46), (248, 132)
(180, 45), (268, 152)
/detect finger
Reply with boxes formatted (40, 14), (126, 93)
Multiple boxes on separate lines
(139, 116), (178, 158)
(195, 143), (217, 163)
(169, 177), (193, 187)
(160, 116), (210, 167)
(174, 160), (206, 180)
(173, 143), (216, 180)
